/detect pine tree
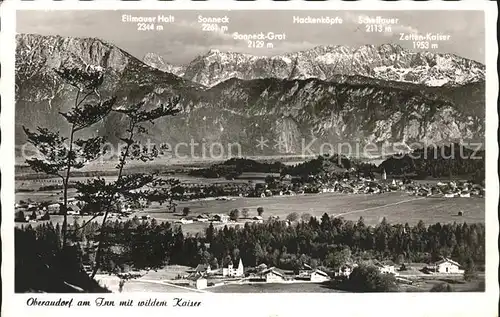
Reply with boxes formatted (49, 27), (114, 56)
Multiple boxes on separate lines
(206, 222), (215, 243)
(76, 96), (182, 277)
(23, 67), (115, 246)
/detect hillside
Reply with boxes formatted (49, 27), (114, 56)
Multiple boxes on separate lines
(16, 34), (485, 160)
(15, 33), (204, 145)
(379, 144), (485, 181)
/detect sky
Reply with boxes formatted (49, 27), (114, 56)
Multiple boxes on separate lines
(17, 10), (485, 65)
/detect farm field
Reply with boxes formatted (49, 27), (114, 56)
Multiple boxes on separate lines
(15, 191), (485, 232)
(15, 174), (252, 192)
(146, 192), (485, 226)
(95, 274), (198, 293)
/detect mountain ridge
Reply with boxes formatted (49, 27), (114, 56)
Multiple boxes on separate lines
(143, 43), (485, 87)
(15, 33), (485, 159)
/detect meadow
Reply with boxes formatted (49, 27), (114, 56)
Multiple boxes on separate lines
(16, 191), (485, 236)
(163, 192), (485, 226)
(15, 166), (485, 236)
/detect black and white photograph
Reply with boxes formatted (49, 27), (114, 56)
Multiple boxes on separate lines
(1, 3), (497, 314)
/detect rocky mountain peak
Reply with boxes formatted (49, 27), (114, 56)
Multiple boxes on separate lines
(16, 33), (485, 158)
(143, 42), (484, 88)
(142, 52), (186, 77)
(16, 33), (130, 74)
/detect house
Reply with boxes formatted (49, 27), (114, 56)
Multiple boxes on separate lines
(27, 203), (38, 209)
(194, 264), (211, 276)
(47, 203), (61, 214)
(431, 258), (464, 274)
(256, 263), (268, 272)
(187, 275), (208, 289)
(196, 277), (207, 289)
(179, 218), (193, 224)
(298, 264), (312, 277)
(310, 269), (330, 282)
(196, 214), (209, 222)
(302, 263), (312, 270)
(261, 268), (285, 283)
(67, 205), (81, 215)
(222, 258), (244, 277)
(194, 276), (208, 289)
(213, 214), (229, 223)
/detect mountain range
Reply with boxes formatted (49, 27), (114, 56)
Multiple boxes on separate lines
(15, 33), (485, 159)
(143, 45), (485, 88)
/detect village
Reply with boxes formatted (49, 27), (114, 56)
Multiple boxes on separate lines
(14, 169), (485, 224)
(103, 256), (469, 293)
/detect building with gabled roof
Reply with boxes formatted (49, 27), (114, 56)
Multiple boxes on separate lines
(222, 258), (244, 277)
(260, 267), (285, 283)
(431, 257), (463, 274)
(192, 264), (211, 277)
(310, 269), (330, 282)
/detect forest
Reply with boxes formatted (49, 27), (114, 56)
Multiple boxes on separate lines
(380, 144), (485, 182)
(15, 215), (485, 281)
(188, 158), (285, 179)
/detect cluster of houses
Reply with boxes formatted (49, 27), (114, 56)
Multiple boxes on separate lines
(249, 264), (331, 283)
(337, 257), (465, 277)
(180, 260), (333, 290)
(14, 200), (70, 222)
(174, 182), (253, 200)
(176, 213), (264, 225)
(407, 181), (485, 198)
(179, 259), (246, 289)
(311, 177), (484, 199)
(333, 261), (396, 277)
(14, 197), (137, 223)
(180, 256), (464, 291)
(177, 172), (485, 201)
(184, 256), (466, 290)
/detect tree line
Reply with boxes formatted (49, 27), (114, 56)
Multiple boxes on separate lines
(380, 144), (485, 182)
(16, 215), (484, 278)
(188, 158), (285, 179)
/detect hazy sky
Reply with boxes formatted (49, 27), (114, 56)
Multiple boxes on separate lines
(17, 10), (485, 65)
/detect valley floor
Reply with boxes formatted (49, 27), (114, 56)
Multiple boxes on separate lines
(16, 191), (485, 234)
